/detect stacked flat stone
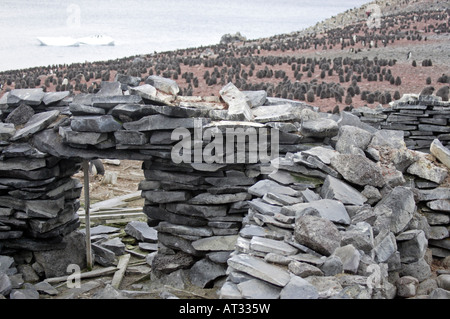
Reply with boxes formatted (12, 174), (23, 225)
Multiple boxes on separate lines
(0, 79), (449, 299)
(352, 94), (450, 153)
(0, 88), (86, 281)
(219, 113), (449, 299)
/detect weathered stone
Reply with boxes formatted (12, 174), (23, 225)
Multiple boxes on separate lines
(5, 103), (35, 125)
(252, 104), (300, 123)
(243, 90), (267, 108)
(436, 274), (450, 291)
(320, 255), (343, 276)
(429, 288), (450, 299)
(248, 179), (299, 197)
(59, 126), (108, 145)
(427, 200), (450, 212)
(396, 276), (419, 298)
(92, 95), (143, 109)
(305, 276), (343, 299)
(375, 186), (416, 234)
(70, 115), (122, 133)
(335, 125), (373, 154)
(288, 261), (324, 278)
(396, 230), (428, 263)
(124, 221), (158, 243)
(11, 110), (60, 141)
(0, 273), (12, 296)
(280, 275), (319, 299)
(227, 254), (290, 287)
(101, 237), (126, 256)
(145, 75), (180, 96)
(114, 73), (142, 88)
(33, 231), (86, 278)
(129, 84), (176, 105)
(97, 81), (122, 96)
(430, 139), (450, 169)
(189, 258), (226, 288)
(123, 114), (209, 131)
(157, 221), (212, 238)
(219, 82), (253, 122)
(330, 154), (385, 187)
(320, 175), (367, 206)
(0, 123), (16, 141)
(294, 215), (342, 256)
(237, 278), (281, 299)
(407, 156), (448, 184)
(188, 192), (251, 205)
(248, 198), (282, 216)
(300, 118), (339, 138)
(142, 190), (191, 204)
(43, 91), (70, 106)
(400, 258), (431, 282)
(250, 236), (297, 256)
(332, 245), (360, 274)
(192, 235), (238, 252)
(282, 199), (351, 225)
(8, 88), (45, 106)
(341, 222), (374, 254)
(373, 231), (397, 263)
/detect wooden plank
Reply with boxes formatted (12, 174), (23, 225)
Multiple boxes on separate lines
(111, 254), (131, 289)
(44, 266), (118, 284)
(90, 191), (142, 211)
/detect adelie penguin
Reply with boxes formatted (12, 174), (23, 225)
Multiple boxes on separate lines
(420, 86), (434, 96)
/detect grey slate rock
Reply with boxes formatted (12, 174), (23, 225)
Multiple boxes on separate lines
(91, 95), (143, 109)
(375, 186), (416, 234)
(8, 88), (45, 106)
(320, 255), (343, 276)
(248, 179), (300, 198)
(330, 154), (385, 187)
(43, 91), (70, 106)
(145, 75), (180, 95)
(0, 123), (16, 141)
(237, 278), (281, 299)
(11, 110), (60, 141)
(300, 118), (339, 138)
(243, 90), (267, 108)
(320, 175), (367, 206)
(294, 215), (342, 256)
(125, 221), (158, 243)
(219, 82), (253, 122)
(282, 199), (351, 225)
(335, 125), (373, 154)
(189, 258), (226, 288)
(397, 230), (428, 263)
(430, 138), (450, 169)
(5, 103), (35, 125)
(69, 103), (106, 116)
(96, 81), (122, 96)
(227, 254), (290, 287)
(407, 156), (448, 184)
(101, 237), (126, 256)
(0, 273), (12, 296)
(123, 114), (210, 131)
(70, 115), (122, 133)
(280, 275), (319, 299)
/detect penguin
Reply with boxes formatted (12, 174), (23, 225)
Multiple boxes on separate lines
(420, 86), (434, 96)
(436, 85), (449, 101)
(406, 51), (412, 60)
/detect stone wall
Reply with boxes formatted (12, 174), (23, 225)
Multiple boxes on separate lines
(0, 77), (449, 299)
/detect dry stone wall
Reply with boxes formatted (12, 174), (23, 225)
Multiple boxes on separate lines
(0, 77), (449, 299)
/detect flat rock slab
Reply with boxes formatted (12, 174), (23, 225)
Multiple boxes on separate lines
(123, 114), (210, 131)
(8, 88), (45, 106)
(248, 179), (299, 197)
(330, 154), (385, 187)
(192, 235), (238, 251)
(43, 91), (70, 105)
(430, 139), (450, 169)
(145, 75), (180, 95)
(11, 110), (60, 141)
(282, 199), (351, 225)
(227, 254), (290, 287)
(70, 115), (122, 133)
(407, 156), (448, 184)
(250, 236), (298, 256)
(300, 118), (339, 138)
(320, 175), (367, 206)
(124, 221), (158, 243)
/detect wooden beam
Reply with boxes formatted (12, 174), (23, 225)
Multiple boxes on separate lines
(111, 254), (131, 289)
(45, 266), (118, 284)
(82, 160), (93, 270)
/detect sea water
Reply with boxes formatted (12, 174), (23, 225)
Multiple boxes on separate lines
(0, 0), (370, 72)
